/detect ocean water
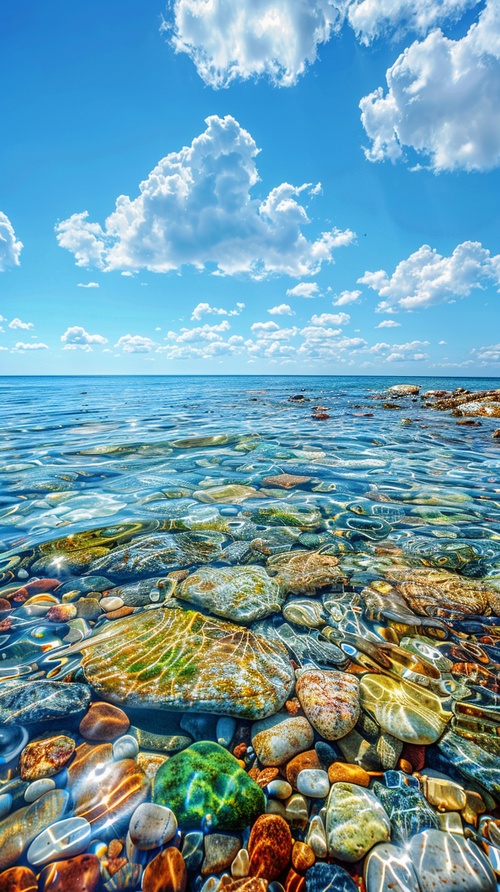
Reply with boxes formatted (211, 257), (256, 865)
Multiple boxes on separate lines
(1, 375), (500, 888)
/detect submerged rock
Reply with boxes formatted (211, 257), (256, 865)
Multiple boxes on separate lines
(0, 681), (91, 725)
(177, 565), (284, 623)
(79, 607), (294, 720)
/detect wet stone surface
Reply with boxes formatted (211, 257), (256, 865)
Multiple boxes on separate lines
(1, 376), (500, 891)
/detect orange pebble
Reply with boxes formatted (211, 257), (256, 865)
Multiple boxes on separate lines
(291, 842), (315, 873)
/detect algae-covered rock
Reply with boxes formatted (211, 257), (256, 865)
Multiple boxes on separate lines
(153, 741), (265, 830)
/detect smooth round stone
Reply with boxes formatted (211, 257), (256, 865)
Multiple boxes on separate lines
(74, 758), (150, 838)
(19, 736), (75, 782)
(24, 778), (56, 804)
(0, 793), (12, 819)
(327, 762), (370, 787)
(359, 675), (452, 745)
(27, 816), (91, 866)
(128, 803), (177, 851)
(248, 814), (293, 881)
(142, 846), (187, 892)
(305, 816), (327, 859)
(38, 853), (100, 892)
(409, 829), (496, 891)
(100, 596), (124, 612)
(266, 780), (293, 800)
(291, 841), (315, 873)
(326, 783), (391, 862)
(0, 723), (29, 765)
(112, 734), (139, 761)
(79, 702), (130, 742)
(296, 670), (360, 741)
(305, 863), (357, 892)
(296, 770), (330, 799)
(286, 751), (322, 789)
(0, 866), (37, 892)
(252, 717), (315, 767)
(284, 794), (309, 830)
(364, 842), (420, 892)
(217, 717), (236, 748)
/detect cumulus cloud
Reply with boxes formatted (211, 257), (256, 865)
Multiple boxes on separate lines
(359, 241), (500, 312)
(360, 0), (500, 172)
(191, 301), (244, 321)
(114, 334), (157, 353)
(56, 116), (354, 279)
(77, 282), (99, 288)
(376, 319), (401, 328)
(9, 318), (34, 330)
(165, 0), (344, 88)
(348, 0), (478, 45)
(332, 289), (362, 305)
(166, 320), (231, 343)
(268, 304), (295, 315)
(474, 343), (500, 362)
(309, 311), (350, 326)
(0, 212), (23, 271)
(61, 326), (108, 351)
(12, 342), (48, 352)
(366, 339), (429, 361)
(286, 282), (321, 298)
(250, 321), (300, 339)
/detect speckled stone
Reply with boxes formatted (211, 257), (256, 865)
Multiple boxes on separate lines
(327, 762), (370, 787)
(142, 846), (187, 892)
(296, 671), (359, 741)
(286, 751), (321, 789)
(304, 863), (357, 892)
(248, 814), (293, 881)
(296, 770), (330, 799)
(409, 829), (496, 892)
(79, 702), (130, 742)
(177, 565), (284, 623)
(0, 680), (90, 725)
(38, 854), (101, 892)
(19, 736), (75, 781)
(364, 842), (420, 892)
(325, 783), (391, 862)
(252, 717), (314, 767)
(0, 866), (37, 892)
(128, 803), (177, 850)
(202, 834), (242, 877)
(153, 742), (265, 830)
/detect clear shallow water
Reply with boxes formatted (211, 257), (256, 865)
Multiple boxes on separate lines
(1, 375), (500, 890)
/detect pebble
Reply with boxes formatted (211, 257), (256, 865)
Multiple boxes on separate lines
(74, 758), (150, 838)
(0, 790), (70, 870)
(252, 717), (315, 767)
(142, 846), (187, 892)
(364, 842), (420, 892)
(37, 853), (101, 892)
(27, 816), (92, 866)
(304, 863), (357, 892)
(128, 802), (177, 850)
(359, 674), (452, 745)
(202, 834), (242, 876)
(248, 814), (293, 881)
(20, 736), (75, 781)
(284, 794), (309, 830)
(266, 779), (293, 800)
(0, 793), (12, 819)
(296, 670), (360, 741)
(325, 783), (391, 862)
(181, 830), (204, 873)
(296, 770), (330, 799)
(327, 762), (370, 787)
(305, 816), (327, 859)
(79, 701), (130, 742)
(113, 734), (139, 761)
(286, 751), (321, 789)
(100, 596), (124, 611)
(231, 848), (250, 878)
(408, 829), (496, 891)
(0, 866), (37, 892)
(291, 842), (315, 873)
(132, 727), (192, 754)
(24, 778), (56, 803)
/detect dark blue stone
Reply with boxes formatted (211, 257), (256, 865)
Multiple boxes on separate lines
(372, 773), (439, 843)
(305, 863), (358, 892)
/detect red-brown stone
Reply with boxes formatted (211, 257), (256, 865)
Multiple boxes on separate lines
(38, 855), (100, 892)
(142, 846), (187, 892)
(0, 867), (37, 892)
(401, 743), (426, 771)
(285, 750), (321, 789)
(248, 814), (292, 881)
(285, 868), (306, 892)
(79, 701), (130, 742)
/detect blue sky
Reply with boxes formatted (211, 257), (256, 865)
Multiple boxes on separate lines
(1, 0), (499, 374)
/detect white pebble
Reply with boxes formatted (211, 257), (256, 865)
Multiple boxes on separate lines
(113, 734), (139, 761)
(296, 768), (330, 798)
(306, 814), (328, 858)
(128, 803), (177, 851)
(24, 778), (56, 803)
(100, 596), (124, 612)
(27, 817), (91, 866)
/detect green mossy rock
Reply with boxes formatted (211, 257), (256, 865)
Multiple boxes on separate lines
(153, 741), (265, 830)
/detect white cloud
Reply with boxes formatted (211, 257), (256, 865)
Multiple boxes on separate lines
(250, 321), (299, 339)
(359, 241), (500, 311)
(114, 334), (157, 353)
(309, 312), (350, 326)
(286, 282), (321, 298)
(332, 289), (361, 305)
(376, 319), (401, 328)
(348, 0), (478, 45)
(9, 318), (34, 330)
(165, 0), (344, 88)
(386, 351), (428, 362)
(56, 116), (354, 279)
(268, 304), (295, 315)
(77, 282), (100, 288)
(473, 343), (500, 362)
(360, 0), (500, 172)
(12, 342), (48, 352)
(0, 212), (23, 271)
(61, 326), (108, 351)
(166, 320), (231, 343)
(191, 301), (245, 321)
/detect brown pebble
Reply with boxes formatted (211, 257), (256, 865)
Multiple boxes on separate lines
(248, 767), (260, 781)
(105, 857), (128, 877)
(493, 429), (500, 438)
(285, 868), (306, 892)
(0, 866), (37, 892)
(79, 701), (130, 742)
(398, 758), (413, 774)
(256, 768), (280, 788)
(38, 855), (100, 892)
(327, 762), (370, 787)
(285, 698), (301, 716)
(45, 604), (77, 622)
(233, 743), (247, 759)
(142, 846), (187, 892)
(20, 735), (75, 781)
(248, 814), (292, 881)
(67, 742), (113, 791)
(104, 606), (135, 620)
(286, 751), (321, 789)
(462, 790), (486, 826)
(107, 839), (123, 860)
(291, 842), (315, 874)
(401, 743), (425, 771)
(0, 599), (12, 613)
(167, 569), (190, 581)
